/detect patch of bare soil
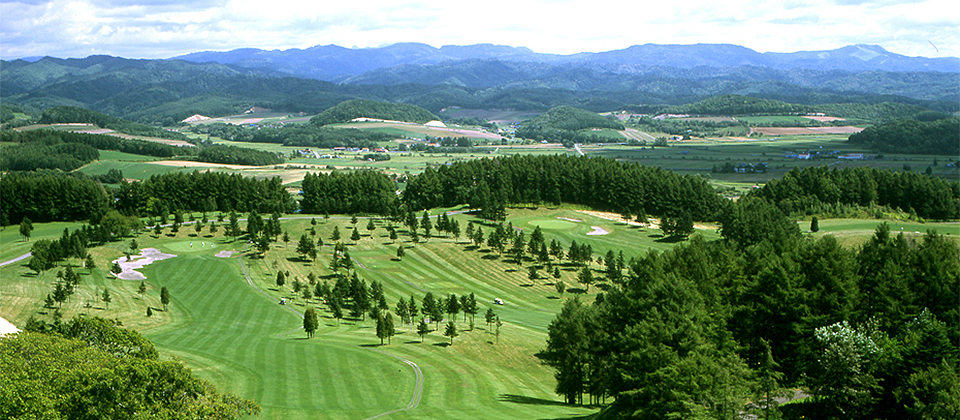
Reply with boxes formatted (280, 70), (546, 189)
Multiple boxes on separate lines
(751, 126), (864, 135)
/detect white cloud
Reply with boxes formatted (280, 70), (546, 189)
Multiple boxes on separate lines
(0, 0), (956, 60)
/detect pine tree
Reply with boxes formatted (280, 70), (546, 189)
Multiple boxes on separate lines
(303, 308), (319, 338)
(443, 320), (458, 345)
(417, 319), (430, 342)
(811, 216), (820, 233)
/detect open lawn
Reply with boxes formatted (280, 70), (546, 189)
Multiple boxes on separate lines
(3, 208), (954, 419)
(800, 218), (960, 248)
(6, 208), (675, 419)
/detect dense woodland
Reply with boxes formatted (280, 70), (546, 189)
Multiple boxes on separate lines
(538, 224), (958, 420)
(37, 106), (187, 140)
(197, 144), (283, 166)
(309, 99), (439, 126)
(0, 129), (194, 170)
(847, 117), (960, 155)
(1, 317), (260, 419)
(189, 122), (395, 149)
(515, 106), (624, 145)
(751, 166), (960, 220)
(299, 170), (399, 215)
(403, 154), (724, 221)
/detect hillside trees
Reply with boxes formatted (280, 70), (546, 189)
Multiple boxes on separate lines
(5, 317), (260, 419)
(310, 99), (438, 126)
(750, 165), (959, 220)
(198, 144), (283, 166)
(537, 222), (958, 417)
(113, 170), (294, 216)
(403, 154), (724, 222)
(1, 172), (112, 224)
(300, 170), (398, 215)
(848, 117), (959, 155)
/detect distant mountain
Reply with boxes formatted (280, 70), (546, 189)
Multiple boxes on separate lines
(175, 43), (959, 81)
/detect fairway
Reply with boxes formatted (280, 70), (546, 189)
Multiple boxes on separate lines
(143, 255), (418, 420)
(527, 219), (577, 230)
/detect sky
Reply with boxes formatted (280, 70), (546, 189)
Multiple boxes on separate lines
(1, 0), (957, 60)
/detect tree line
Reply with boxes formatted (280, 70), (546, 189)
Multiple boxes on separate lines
(847, 117), (959, 155)
(189, 122), (394, 149)
(37, 105), (188, 140)
(749, 165), (959, 220)
(309, 99), (438, 126)
(538, 224), (958, 419)
(197, 144), (283, 166)
(515, 106), (624, 145)
(403, 154), (725, 222)
(0, 129), (194, 170)
(299, 170), (399, 216)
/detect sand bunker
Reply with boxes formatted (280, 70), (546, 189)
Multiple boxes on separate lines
(557, 217), (582, 222)
(0, 316), (19, 337)
(215, 250), (239, 258)
(112, 248), (176, 280)
(586, 226), (610, 236)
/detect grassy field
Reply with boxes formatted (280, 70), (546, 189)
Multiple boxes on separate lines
(2, 204), (955, 419)
(799, 218), (960, 248)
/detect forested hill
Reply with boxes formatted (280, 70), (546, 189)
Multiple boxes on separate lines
(309, 99), (438, 126)
(848, 117), (960, 155)
(514, 106), (624, 145)
(663, 95), (807, 115)
(3, 54), (956, 127)
(38, 106), (186, 140)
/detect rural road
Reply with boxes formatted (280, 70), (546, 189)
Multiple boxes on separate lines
(0, 252), (31, 267)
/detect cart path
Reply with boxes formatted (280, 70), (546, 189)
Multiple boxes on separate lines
(0, 253), (31, 267)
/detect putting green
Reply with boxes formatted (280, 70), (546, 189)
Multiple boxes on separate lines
(163, 241), (218, 253)
(527, 219), (576, 230)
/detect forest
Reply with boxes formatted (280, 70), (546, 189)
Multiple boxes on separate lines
(515, 106), (624, 145)
(309, 99), (439, 126)
(197, 144), (284, 166)
(751, 166), (959, 220)
(538, 223), (957, 420)
(38, 106), (187, 140)
(403, 154), (726, 221)
(189, 122), (395, 148)
(847, 117), (960, 155)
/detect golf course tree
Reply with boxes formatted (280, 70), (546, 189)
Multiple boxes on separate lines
(303, 308), (319, 338)
(138, 281), (147, 297)
(811, 215), (820, 232)
(485, 308), (496, 331)
(275, 271), (286, 289)
(376, 311), (395, 345)
(443, 320), (458, 345)
(555, 279), (566, 297)
(296, 234), (315, 261)
(536, 297), (592, 405)
(19, 216), (33, 241)
(350, 227), (361, 243)
(446, 294), (460, 323)
(101, 288), (111, 309)
(421, 211), (432, 238)
(6, 316), (260, 419)
(228, 210), (240, 241)
(160, 286), (170, 311)
(417, 319), (430, 342)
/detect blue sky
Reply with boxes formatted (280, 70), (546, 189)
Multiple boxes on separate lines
(1, 0), (956, 60)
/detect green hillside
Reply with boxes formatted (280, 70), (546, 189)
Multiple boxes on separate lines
(310, 99), (439, 126)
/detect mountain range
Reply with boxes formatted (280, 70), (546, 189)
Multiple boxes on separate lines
(175, 43), (959, 81)
(2, 43), (957, 126)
